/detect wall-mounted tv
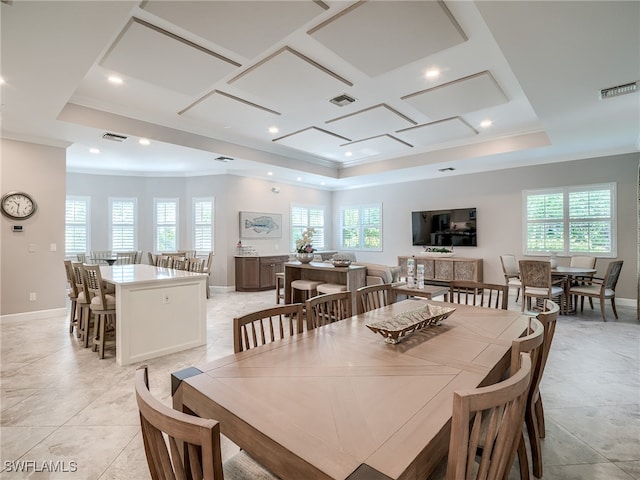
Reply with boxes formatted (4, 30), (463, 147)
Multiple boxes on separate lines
(411, 208), (477, 247)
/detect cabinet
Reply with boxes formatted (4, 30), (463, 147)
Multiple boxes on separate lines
(235, 255), (289, 292)
(397, 256), (483, 285)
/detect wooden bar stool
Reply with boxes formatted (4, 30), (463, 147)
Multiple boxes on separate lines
(275, 272), (285, 304)
(290, 279), (324, 304)
(317, 283), (347, 294)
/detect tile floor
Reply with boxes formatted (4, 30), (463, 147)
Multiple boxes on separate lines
(1, 291), (638, 479)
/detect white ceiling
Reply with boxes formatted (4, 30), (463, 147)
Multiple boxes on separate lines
(1, 1), (638, 190)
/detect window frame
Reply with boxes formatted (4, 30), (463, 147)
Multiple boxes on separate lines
(192, 196), (214, 254)
(109, 197), (137, 252)
(522, 182), (616, 257)
(65, 195), (90, 256)
(290, 204), (326, 252)
(339, 203), (383, 252)
(154, 198), (179, 252)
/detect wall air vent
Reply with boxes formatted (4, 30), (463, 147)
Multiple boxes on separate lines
(102, 132), (128, 142)
(330, 94), (356, 107)
(600, 81), (638, 99)
(214, 156), (234, 162)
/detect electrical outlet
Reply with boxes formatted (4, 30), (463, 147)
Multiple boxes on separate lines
(29, 292), (36, 301)
(163, 294), (170, 304)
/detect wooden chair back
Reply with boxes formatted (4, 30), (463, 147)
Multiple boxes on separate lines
(519, 260), (564, 312)
(602, 260), (623, 291)
(72, 262), (89, 301)
(446, 353), (532, 480)
(172, 258), (188, 270)
(305, 291), (353, 329)
(500, 254), (520, 278)
(186, 258), (207, 273)
(356, 283), (394, 314)
(135, 366), (224, 480)
(148, 252), (156, 266)
(115, 251), (137, 265)
(64, 260), (79, 299)
(80, 263), (111, 310)
(233, 303), (304, 353)
(155, 255), (174, 268)
(91, 250), (112, 263)
(569, 255), (596, 269)
(76, 253), (87, 263)
(448, 281), (508, 309)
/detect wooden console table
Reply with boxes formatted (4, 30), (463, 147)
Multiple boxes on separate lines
(398, 256), (483, 284)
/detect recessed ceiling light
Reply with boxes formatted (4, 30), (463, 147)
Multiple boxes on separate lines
(267, 171), (273, 176)
(268, 126), (279, 134)
(320, 182), (326, 186)
(480, 120), (493, 128)
(425, 68), (440, 79)
(345, 151), (353, 157)
(108, 75), (123, 85)
(139, 138), (150, 145)
(296, 177), (302, 182)
(89, 148), (100, 154)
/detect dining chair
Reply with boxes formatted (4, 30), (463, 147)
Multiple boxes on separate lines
(356, 283), (395, 314)
(305, 291), (353, 329)
(500, 254), (522, 303)
(90, 250), (112, 264)
(147, 252), (156, 266)
(233, 303), (304, 353)
(518, 260), (564, 313)
(275, 272), (285, 304)
(135, 366), (278, 480)
(448, 280), (508, 309)
(172, 258), (188, 270)
(445, 353), (532, 480)
(568, 260), (623, 321)
(569, 255), (597, 310)
(155, 254), (174, 268)
(115, 251), (137, 265)
(63, 260), (79, 335)
(506, 316), (545, 480)
(72, 261), (93, 347)
(204, 251), (214, 299)
(81, 263), (116, 359)
(134, 250), (143, 264)
(186, 257), (206, 273)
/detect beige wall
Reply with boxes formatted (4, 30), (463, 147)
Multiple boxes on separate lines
(1, 139), (67, 316)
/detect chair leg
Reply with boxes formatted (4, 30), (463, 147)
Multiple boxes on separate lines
(610, 298), (619, 319)
(69, 300), (77, 333)
(535, 396), (545, 438)
(517, 433), (530, 480)
(526, 402), (543, 478)
(600, 299), (608, 322)
(82, 308), (92, 348)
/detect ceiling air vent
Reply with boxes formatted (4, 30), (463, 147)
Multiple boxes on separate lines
(438, 167), (456, 172)
(214, 156), (234, 162)
(330, 94), (356, 107)
(102, 132), (128, 142)
(600, 81), (638, 99)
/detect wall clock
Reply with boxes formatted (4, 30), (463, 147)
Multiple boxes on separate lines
(1, 192), (37, 220)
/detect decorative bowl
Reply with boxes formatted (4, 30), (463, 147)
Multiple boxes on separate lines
(332, 259), (352, 267)
(366, 304), (455, 344)
(420, 252), (456, 258)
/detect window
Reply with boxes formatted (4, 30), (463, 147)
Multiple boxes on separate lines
(155, 198), (178, 252)
(339, 204), (382, 251)
(65, 196), (90, 255)
(193, 197), (213, 252)
(291, 205), (325, 251)
(523, 183), (616, 257)
(110, 198), (137, 251)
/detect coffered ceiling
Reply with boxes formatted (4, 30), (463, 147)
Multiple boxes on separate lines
(1, 1), (638, 189)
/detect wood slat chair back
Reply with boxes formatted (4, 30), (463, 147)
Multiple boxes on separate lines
(148, 252), (156, 266)
(172, 258), (188, 271)
(90, 250), (112, 264)
(233, 303), (304, 353)
(156, 255), (174, 268)
(519, 260), (564, 312)
(356, 283), (394, 314)
(115, 251), (137, 265)
(569, 260), (623, 321)
(448, 281), (508, 310)
(186, 257), (206, 273)
(305, 291), (353, 329)
(81, 263), (116, 359)
(135, 365), (225, 480)
(446, 353), (532, 480)
(64, 260), (79, 334)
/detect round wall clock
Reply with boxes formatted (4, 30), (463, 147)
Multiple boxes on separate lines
(1, 192), (37, 220)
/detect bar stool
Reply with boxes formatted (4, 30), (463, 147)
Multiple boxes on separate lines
(291, 279), (324, 304)
(317, 283), (347, 294)
(275, 272), (285, 304)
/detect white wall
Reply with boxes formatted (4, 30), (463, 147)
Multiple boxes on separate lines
(333, 153), (638, 300)
(1, 139), (67, 316)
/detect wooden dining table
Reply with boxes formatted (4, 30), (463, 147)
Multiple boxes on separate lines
(552, 265), (597, 314)
(171, 299), (529, 480)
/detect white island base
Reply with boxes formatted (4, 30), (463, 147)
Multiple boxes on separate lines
(101, 265), (207, 366)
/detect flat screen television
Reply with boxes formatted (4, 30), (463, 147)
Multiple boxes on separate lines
(411, 208), (477, 247)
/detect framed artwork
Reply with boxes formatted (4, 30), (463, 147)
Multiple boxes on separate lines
(239, 211), (282, 238)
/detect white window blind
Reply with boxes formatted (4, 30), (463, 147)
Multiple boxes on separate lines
(339, 204), (382, 251)
(193, 197), (213, 252)
(155, 198), (178, 252)
(65, 196), (89, 254)
(110, 198), (136, 251)
(291, 205), (325, 251)
(523, 183), (616, 256)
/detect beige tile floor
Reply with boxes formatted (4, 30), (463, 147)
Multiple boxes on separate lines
(1, 290), (638, 479)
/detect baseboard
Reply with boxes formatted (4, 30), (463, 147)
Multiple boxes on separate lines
(211, 285), (236, 294)
(0, 307), (67, 325)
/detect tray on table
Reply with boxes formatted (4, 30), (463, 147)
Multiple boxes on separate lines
(366, 304), (455, 344)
